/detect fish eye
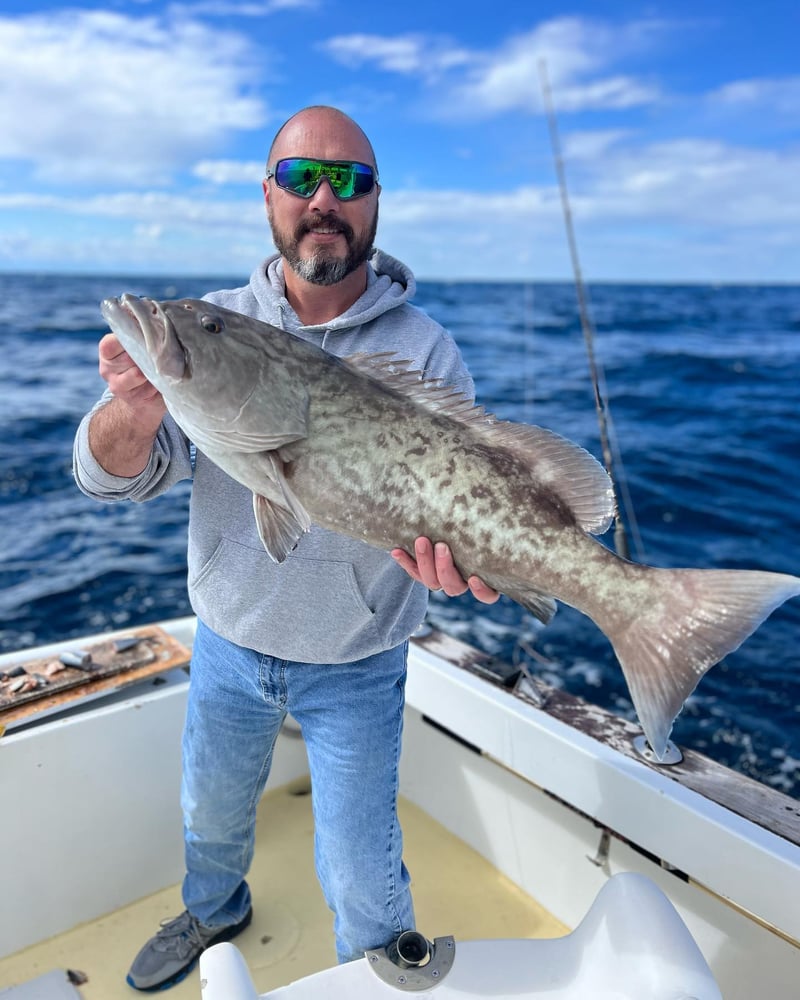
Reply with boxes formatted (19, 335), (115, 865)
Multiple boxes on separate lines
(200, 314), (224, 335)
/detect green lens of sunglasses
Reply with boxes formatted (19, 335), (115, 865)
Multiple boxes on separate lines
(271, 158), (376, 199)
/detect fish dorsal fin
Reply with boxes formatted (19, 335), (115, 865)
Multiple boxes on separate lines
(342, 352), (490, 422)
(344, 352), (615, 536)
(483, 421), (616, 535)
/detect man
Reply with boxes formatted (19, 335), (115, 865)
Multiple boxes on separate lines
(74, 105), (497, 991)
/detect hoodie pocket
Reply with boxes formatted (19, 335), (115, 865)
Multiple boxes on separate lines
(189, 536), (382, 663)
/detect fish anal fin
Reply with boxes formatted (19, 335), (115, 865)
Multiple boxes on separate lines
(505, 585), (558, 625)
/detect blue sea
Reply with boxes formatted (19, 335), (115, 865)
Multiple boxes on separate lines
(1, 273), (798, 798)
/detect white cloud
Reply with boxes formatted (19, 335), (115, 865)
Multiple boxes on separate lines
(7, 130), (795, 237)
(193, 160), (265, 184)
(0, 224), (266, 276)
(572, 139), (800, 227)
(0, 186), (272, 274)
(319, 34), (472, 81)
(708, 76), (800, 115)
(0, 11), (795, 281)
(549, 75), (658, 112)
(449, 19), (663, 116)
(322, 18), (663, 116)
(382, 186), (553, 225)
(0, 189), (266, 231)
(0, 9), (268, 185)
(562, 130), (631, 161)
(134, 222), (165, 240)
(172, 0), (318, 15)
(2, 135), (798, 280)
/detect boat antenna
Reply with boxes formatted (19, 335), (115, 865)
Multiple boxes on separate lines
(537, 59), (643, 561)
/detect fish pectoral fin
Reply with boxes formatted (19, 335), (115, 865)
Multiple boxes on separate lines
(252, 453), (313, 562)
(253, 493), (311, 562)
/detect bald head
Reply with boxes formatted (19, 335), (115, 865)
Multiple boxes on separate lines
(267, 106), (378, 174)
(263, 105), (380, 291)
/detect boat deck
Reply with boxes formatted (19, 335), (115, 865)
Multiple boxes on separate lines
(0, 779), (566, 998)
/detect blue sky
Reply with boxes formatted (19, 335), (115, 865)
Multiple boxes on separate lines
(0, 1), (798, 281)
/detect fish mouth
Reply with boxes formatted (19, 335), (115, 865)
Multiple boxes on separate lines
(100, 294), (187, 383)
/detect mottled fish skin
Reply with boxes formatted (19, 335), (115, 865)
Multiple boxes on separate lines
(100, 294), (800, 759)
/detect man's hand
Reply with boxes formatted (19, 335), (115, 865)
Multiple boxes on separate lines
(98, 334), (165, 416)
(391, 538), (500, 604)
(87, 334), (167, 477)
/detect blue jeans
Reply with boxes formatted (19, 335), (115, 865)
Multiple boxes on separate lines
(180, 619), (414, 962)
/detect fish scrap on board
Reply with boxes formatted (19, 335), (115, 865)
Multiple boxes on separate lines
(0, 637), (148, 713)
(99, 294), (800, 759)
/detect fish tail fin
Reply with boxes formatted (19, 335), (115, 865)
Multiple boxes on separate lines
(602, 568), (800, 759)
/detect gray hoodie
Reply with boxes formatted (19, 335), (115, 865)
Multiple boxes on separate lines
(74, 251), (474, 662)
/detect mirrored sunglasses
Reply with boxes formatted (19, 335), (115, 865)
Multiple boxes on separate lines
(265, 157), (378, 200)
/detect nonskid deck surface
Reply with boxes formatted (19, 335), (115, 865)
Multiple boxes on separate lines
(0, 782), (565, 999)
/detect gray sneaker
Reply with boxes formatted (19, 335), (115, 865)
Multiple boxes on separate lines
(126, 907), (252, 991)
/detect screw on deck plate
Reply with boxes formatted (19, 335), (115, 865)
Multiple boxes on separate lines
(633, 735), (683, 765)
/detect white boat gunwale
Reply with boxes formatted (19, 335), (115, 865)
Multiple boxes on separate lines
(407, 627), (800, 946)
(1, 615), (798, 999)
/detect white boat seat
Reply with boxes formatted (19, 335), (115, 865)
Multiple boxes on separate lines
(199, 871), (722, 1000)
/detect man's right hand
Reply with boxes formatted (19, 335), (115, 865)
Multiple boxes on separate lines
(391, 538), (500, 604)
(98, 333), (165, 416)
(87, 334), (167, 477)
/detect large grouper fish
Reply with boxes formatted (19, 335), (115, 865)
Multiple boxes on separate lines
(101, 294), (800, 759)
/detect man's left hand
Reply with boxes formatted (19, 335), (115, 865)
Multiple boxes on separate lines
(391, 538), (500, 604)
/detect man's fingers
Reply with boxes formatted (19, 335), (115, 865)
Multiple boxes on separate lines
(390, 547), (423, 585)
(413, 537), (444, 590)
(98, 332), (127, 362)
(433, 542), (469, 596)
(392, 538), (501, 604)
(467, 576), (501, 605)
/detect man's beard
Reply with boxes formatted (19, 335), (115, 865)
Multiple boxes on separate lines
(269, 207), (378, 286)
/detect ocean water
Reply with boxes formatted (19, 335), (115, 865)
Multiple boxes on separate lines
(1, 273), (798, 798)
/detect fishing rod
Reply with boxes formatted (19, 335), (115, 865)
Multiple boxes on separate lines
(537, 59), (643, 562)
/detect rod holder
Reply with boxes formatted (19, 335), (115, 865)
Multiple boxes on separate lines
(366, 932), (455, 991)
